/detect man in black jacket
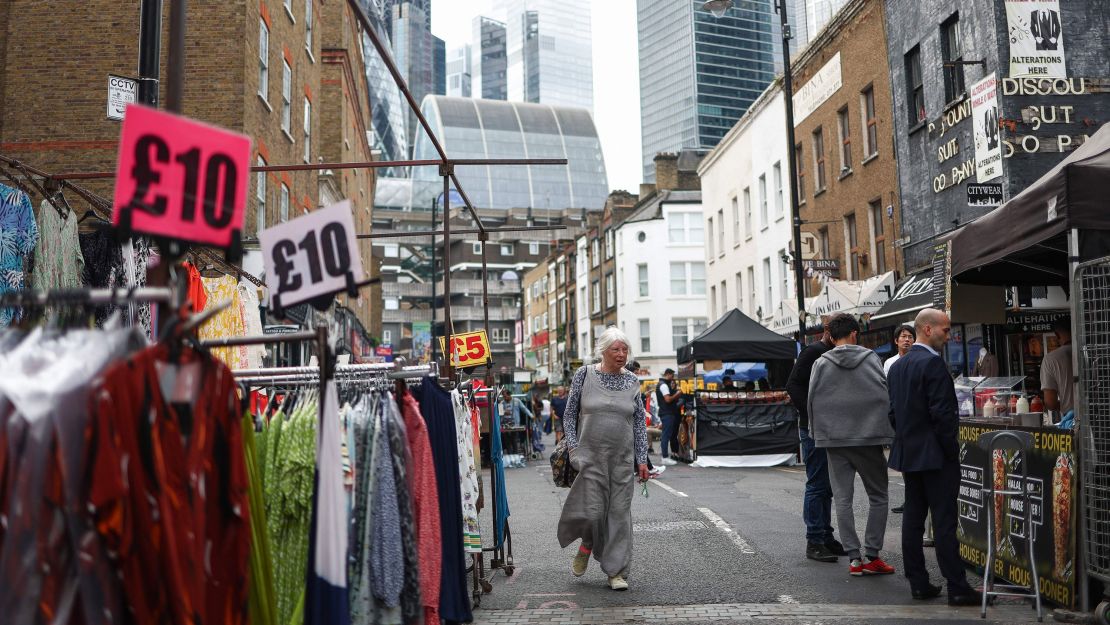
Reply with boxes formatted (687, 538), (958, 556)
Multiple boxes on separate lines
(887, 308), (977, 606)
(786, 327), (844, 562)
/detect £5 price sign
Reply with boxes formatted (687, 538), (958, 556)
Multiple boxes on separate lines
(438, 330), (492, 368)
(259, 200), (365, 311)
(112, 104), (251, 250)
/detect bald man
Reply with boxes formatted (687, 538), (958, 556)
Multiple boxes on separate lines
(886, 308), (977, 606)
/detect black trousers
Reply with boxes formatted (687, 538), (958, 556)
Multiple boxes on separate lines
(901, 461), (973, 594)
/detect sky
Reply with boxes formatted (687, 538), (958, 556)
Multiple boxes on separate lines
(430, 1), (644, 194)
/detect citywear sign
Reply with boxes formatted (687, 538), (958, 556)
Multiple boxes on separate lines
(792, 52), (842, 126)
(970, 74), (1003, 182)
(1005, 0), (1067, 78)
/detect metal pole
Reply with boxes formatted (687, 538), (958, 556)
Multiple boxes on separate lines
(481, 232), (494, 384)
(430, 195), (438, 363)
(165, 0), (186, 113)
(137, 0), (163, 106)
(776, 0), (808, 345)
(442, 168), (454, 378)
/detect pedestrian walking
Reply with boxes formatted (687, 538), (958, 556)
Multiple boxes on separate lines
(557, 327), (649, 591)
(541, 394), (553, 434)
(786, 325), (846, 562)
(551, 386), (568, 443)
(655, 368), (683, 465)
(807, 313), (896, 577)
(887, 308), (979, 606)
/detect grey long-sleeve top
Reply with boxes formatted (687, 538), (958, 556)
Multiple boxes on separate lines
(562, 365), (649, 465)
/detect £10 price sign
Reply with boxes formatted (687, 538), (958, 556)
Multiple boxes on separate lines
(112, 104), (251, 251)
(259, 200), (365, 312)
(438, 330), (492, 368)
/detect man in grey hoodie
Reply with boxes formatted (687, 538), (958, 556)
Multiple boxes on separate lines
(808, 313), (896, 577)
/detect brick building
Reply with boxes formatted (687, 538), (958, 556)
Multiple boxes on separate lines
(574, 190), (638, 360)
(0, 0), (380, 337)
(791, 0), (902, 287)
(521, 237), (583, 382)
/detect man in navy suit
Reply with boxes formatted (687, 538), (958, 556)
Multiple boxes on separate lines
(887, 308), (978, 606)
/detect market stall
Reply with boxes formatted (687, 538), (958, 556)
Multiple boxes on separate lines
(946, 124), (1110, 613)
(676, 308), (797, 463)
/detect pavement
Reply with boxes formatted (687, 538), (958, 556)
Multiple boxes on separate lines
(467, 432), (1051, 625)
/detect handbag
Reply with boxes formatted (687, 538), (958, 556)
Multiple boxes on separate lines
(549, 438), (578, 488)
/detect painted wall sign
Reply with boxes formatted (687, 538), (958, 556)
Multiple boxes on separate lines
(1005, 0), (1067, 78)
(971, 74), (1003, 182)
(967, 183), (1004, 207)
(793, 52), (842, 126)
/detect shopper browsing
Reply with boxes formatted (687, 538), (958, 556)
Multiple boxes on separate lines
(807, 313), (896, 577)
(656, 368), (683, 465)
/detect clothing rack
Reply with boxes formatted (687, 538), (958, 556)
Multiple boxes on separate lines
(0, 286), (175, 307)
(200, 325), (332, 400)
(233, 362), (439, 385)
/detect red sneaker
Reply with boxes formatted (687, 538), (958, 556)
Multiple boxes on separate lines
(849, 559), (864, 576)
(861, 557), (895, 575)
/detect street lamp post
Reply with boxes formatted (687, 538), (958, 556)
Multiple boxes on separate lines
(702, 0), (808, 344)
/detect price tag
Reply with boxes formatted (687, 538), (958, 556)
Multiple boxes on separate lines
(112, 104), (251, 249)
(438, 330), (492, 368)
(259, 200), (365, 311)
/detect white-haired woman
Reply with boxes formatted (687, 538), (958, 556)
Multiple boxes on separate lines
(557, 326), (649, 591)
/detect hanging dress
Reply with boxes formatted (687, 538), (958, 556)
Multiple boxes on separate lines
(0, 184), (37, 327)
(452, 390), (482, 553)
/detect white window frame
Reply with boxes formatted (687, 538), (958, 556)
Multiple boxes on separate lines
(302, 97), (311, 163)
(762, 258), (773, 318)
(717, 208), (725, 255)
(472, 242), (482, 254)
(304, 0), (313, 51)
(258, 19), (270, 100)
(747, 266), (756, 316)
(501, 243), (514, 256)
(281, 61), (292, 135)
(707, 217), (715, 258)
(639, 319), (650, 353)
(529, 241), (540, 255)
(669, 262), (706, 296)
(731, 196), (740, 245)
(605, 229), (614, 259)
(255, 155), (267, 235)
(773, 162), (784, 218)
(591, 281), (600, 314)
(284, 0), (294, 20)
(383, 329), (392, 344)
(743, 188), (752, 240)
(280, 183), (290, 221)
(758, 174), (768, 230)
(637, 263), (649, 297)
(591, 239), (599, 266)
(605, 273), (614, 309)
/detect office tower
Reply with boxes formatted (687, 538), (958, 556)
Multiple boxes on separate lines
(390, 0), (434, 148)
(472, 16), (508, 101)
(447, 44), (472, 97)
(360, 0), (409, 168)
(496, 0), (593, 111)
(433, 36), (446, 95)
(637, 0), (778, 181)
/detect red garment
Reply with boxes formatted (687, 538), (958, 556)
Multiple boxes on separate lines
(399, 391), (443, 625)
(182, 261), (208, 313)
(88, 344), (249, 625)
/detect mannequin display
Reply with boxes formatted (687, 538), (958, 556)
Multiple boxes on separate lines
(974, 347), (1000, 378)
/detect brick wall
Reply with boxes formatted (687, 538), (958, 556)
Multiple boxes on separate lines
(792, 0), (902, 284)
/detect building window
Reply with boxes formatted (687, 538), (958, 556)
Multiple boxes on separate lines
(773, 162), (783, 218)
(837, 107), (852, 173)
(638, 263), (649, 297)
(472, 242), (482, 255)
(746, 266), (756, 316)
(493, 328), (511, 343)
(743, 187), (753, 239)
(255, 156), (267, 235)
(591, 238), (599, 266)
(282, 60), (292, 134)
(579, 285), (587, 312)
(305, 0), (313, 50)
(605, 229), (614, 259)
(870, 199), (887, 275)
(280, 183), (290, 221)
(303, 97), (311, 163)
(529, 241), (540, 255)
(707, 217), (715, 258)
(548, 267), (556, 292)
(383, 330), (392, 344)
(258, 19), (270, 99)
(906, 46), (926, 125)
(818, 226), (830, 258)
(666, 212), (704, 243)
(845, 212), (859, 279)
(605, 273), (615, 309)
(710, 285), (717, 318)
(779, 250), (789, 301)
(668, 262), (706, 296)
(639, 319), (650, 353)
(762, 258), (773, 317)
(812, 127), (826, 192)
(501, 243), (514, 256)
(284, 0), (293, 18)
(672, 318), (689, 350)
(716, 209), (725, 254)
(735, 272), (743, 310)
(795, 143), (806, 202)
(758, 174), (768, 228)
(941, 13), (965, 103)
(731, 196), (740, 243)
(861, 86), (878, 158)
(719, 280), (727, 316)
(591, 281), (600, 314)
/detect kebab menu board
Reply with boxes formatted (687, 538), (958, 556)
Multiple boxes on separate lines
(956, 422), (1076, 607)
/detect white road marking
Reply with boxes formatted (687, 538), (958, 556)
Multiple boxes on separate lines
(649, 479), (688, 498)
(697, 507), (756, 554)
(777, 594), (799, 604)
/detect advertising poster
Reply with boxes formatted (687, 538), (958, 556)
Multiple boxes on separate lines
(957, 423), (1077, 607)
(1005, 0), (1067, 78)
(970, 74), (1003, 183)
(411, 321), (432, 364)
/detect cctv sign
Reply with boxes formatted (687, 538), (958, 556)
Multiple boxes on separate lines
(107, 74), (139, 121)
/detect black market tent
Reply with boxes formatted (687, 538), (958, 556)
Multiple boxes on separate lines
(950, 123), (1110, 287)
(870, 271), (933, 323)
(677, 308), (796, 364)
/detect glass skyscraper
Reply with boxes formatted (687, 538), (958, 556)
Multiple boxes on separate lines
(637, 0), (778, 180)
(495, 0), (594, 111)
(471, 16), (508, 101)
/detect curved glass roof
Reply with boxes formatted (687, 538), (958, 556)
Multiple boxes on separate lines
(412, 96), (609, 210)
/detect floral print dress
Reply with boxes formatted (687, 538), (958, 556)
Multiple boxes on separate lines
(452, 390), (482, 552)
(0, 184), (38, 327)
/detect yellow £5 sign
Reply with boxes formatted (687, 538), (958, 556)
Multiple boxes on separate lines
(438, 330), (492, 368)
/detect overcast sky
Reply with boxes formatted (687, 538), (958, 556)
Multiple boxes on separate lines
(430, 1), (644, 194)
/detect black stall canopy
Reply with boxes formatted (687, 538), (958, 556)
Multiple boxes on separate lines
(950, 124), (1110, 287)
(677, 308), (797, 363)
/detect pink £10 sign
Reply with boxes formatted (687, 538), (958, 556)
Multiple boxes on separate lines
(112, 104), (251, 249)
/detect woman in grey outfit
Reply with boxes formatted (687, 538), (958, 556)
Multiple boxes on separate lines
(558, 326), (649, 591)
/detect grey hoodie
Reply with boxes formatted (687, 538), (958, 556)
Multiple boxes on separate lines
(807, 344), (895, 448)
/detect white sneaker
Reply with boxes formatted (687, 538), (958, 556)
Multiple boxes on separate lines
(608, 575), (629, 591)
(661, 457), (678, 466)
(649, 465), (666, 476)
